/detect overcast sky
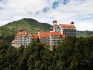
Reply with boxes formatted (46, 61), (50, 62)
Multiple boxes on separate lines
(0, 0), (93, 31)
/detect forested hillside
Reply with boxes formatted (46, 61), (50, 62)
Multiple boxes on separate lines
(0, 18), (51, 36)
(0, 37), (93, 70)
(76, 31), (93, 37)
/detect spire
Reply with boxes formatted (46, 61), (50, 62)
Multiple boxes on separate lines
(53, 20), (57, 25)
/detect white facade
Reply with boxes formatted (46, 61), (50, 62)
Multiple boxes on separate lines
(52, 21), (76, 37)
(11, 30), (33, 48)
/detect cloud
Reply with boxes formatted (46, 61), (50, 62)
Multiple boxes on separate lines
(0, 0), (93, 31)
(52, 0), (59, 9)
(43, 7), (49, 12)
(62, 0), (69, 4)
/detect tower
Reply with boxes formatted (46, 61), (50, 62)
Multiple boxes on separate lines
(53, 20), (60, 32)
(53, 20), (57, 25)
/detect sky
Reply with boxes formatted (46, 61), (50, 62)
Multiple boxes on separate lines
(0, 0), (93, 31)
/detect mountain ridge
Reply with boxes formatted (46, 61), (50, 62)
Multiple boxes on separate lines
(0, 18), (52, 37)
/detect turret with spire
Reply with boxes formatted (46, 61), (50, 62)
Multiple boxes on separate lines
(53, 20), (57, 25)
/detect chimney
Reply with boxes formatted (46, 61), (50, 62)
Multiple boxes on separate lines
(70, 22), (74, 24)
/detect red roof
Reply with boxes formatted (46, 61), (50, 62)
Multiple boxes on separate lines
(27, 32), (65, 40)
(51, 32), (61, 36)
(33, 32), (65, 38)
(15, 31), (32, 38)
(33, 32), (63, 38)
(61, 34), (65, 38)
(59, 24), (75, 28)
(15, 31), (26, 38)
(40, 32), (50, 37)
(32, 34), (39, 39)
(51, 32), (65, 38)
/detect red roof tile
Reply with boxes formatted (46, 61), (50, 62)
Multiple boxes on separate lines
(16, 31), (32, 38)
(40, 32), (50, 37)
(51, 32), (61, 36)
(59, 24), (75, 28)
(33, 32), (65, 39)
(61, 34), (65, 38)
(32, 34), (39, 39)
(15, 31), (26, 38)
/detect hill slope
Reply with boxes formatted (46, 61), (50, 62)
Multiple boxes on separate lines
(0, 18), (52, 36)
(76, 31), (93, 37)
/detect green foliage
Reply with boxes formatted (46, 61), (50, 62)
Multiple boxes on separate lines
(77, 31), (93, 37)
(0, 18), (52, 37)
(0, 36), (93, 70)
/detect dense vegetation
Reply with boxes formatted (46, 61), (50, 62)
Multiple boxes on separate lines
(0, 36), (93, 70)
(76, 31), (93, 37)
(0, 18), (51, 36)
